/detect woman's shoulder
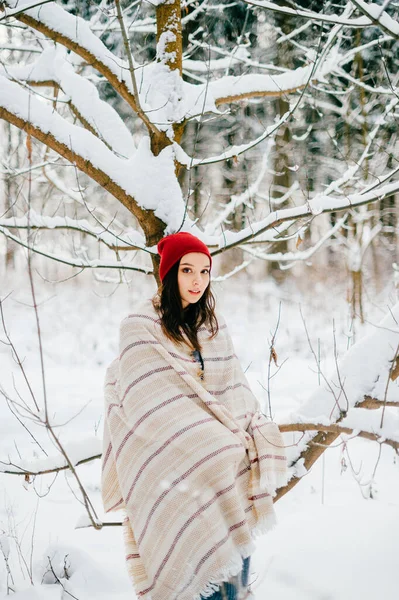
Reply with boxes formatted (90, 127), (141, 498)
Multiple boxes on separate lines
(198, 310), (228, 342)
(119, 298), (160, 330)
(207, 307), (227, 331)
(215, 310), (227, 327)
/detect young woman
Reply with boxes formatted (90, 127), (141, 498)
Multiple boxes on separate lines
(101, 232), (287, 600)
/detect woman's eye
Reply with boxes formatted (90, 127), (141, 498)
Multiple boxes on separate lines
(181, 268), (209, 274)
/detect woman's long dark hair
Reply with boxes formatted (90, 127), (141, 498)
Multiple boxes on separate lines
(152, 260), (219, 352)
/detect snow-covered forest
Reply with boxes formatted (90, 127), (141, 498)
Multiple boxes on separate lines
(0, 0), (398, 598)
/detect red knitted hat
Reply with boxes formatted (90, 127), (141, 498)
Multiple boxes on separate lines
(157, 232), (212, 281)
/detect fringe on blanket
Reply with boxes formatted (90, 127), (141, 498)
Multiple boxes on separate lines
(121, 510), (277, 600)
(182, 512), (277, 600)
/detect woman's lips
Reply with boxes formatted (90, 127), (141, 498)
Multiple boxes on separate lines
(189, 290), (201, 295)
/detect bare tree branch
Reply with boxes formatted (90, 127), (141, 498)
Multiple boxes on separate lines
(114, 0), (159, 136)
(0, 225), (154, 273)
(0, 212), (148, 252)
(0, 0), (53, 22)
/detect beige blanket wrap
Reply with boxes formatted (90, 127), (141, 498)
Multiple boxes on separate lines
(101, 300), (287, 600)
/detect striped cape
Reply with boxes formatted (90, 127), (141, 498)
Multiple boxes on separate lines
(101, 299), (287, 600)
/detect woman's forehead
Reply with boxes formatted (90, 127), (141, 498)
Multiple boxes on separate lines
(180, 252), (210, 267)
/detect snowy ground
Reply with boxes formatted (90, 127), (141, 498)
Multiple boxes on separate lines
(0, 268), (398, 599)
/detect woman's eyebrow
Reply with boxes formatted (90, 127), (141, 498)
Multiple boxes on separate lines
(180, 262), (210, 268)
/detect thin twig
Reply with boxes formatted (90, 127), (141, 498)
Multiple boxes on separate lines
(114, 0), (158, 135)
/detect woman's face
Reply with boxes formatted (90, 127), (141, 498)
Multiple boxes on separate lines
(177, 252), (211, 309)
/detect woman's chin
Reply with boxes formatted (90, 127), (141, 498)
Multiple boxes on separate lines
(183, 294), (202, 306)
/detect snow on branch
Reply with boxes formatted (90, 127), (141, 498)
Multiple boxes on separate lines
(212, 180), (399, 253)
(0, 225), (154, 273)
(179, 34), (343, 164)
(279, 421), (399, 450)
(2, 45), (135, 157)
(0, 0), (141, 114)
(0, 0), (52, 20)
(40, 165), (136, 238)
(183, 46), (254, 74)
(182, 13), (345, 123)
(0, 208), (147, 252)
(321, 98), (399, 199)
(90, 16), (156, 36)
(211, 257), (255, 282)
(275, 303), (399, 500)
(245, 0), (399, 41)
(0, 3), (217, 136)
(184, 41), (287, 76)
(243, 0), (374, 28)
(208, 58), (333, 106)
(204, 149), (271, 235)
(351, 0), (399, 40)
(0, 76), (186, 232)
(0, 436), (102, 476)
(333, 66), (397, 96)
(174, 110), (291, 166)
(241, 215), (348, 268)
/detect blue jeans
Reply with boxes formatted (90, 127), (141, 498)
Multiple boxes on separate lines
(200, 556), (251, 600)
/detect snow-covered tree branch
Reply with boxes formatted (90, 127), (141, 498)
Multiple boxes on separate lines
(0, 0), (397, 282)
